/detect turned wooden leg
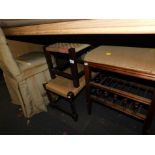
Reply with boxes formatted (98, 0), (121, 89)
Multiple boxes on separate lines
(67, 92), (78, 121)
(84, 62), (92, 115)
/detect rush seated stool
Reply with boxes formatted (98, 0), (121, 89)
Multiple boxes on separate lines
(44, 42), (91, 88)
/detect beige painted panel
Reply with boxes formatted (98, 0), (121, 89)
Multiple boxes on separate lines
(7, 39), (44, 58)
(3, 19), (155, 35)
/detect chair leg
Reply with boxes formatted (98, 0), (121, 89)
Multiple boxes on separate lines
(67, 92), (78, 121)
(44, 86), (78, 121)
(68, 48), (79, 88)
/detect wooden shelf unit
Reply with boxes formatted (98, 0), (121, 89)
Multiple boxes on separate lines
(90, 82), (152, 106)
(90, 95), (146, 121)
(85, 70), (155, 134)
(88, 72), (154, 122)
(84, 52), (155, 134)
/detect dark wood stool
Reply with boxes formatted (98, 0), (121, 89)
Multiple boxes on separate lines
(44, 42), (91, 88)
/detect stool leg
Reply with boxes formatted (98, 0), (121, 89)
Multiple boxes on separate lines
(84, 63), (92, 115)
(67, 92), (78, 121)
(43, 47), (56, 79)
(68, 48), (79, 88)
(44, 85), (78, 122)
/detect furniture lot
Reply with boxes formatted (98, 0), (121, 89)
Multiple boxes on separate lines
(84, 45), (155, 134)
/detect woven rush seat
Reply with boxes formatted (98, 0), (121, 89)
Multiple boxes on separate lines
(45, 75), (85, 98)
(46, 42), (90, 54)
(84, 45), (155, 75)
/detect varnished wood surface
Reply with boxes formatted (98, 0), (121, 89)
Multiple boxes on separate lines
(86, 62), (155, 82)
(3, 19), (155, 36)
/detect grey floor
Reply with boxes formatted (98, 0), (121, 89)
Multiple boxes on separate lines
(0, 75), (155, 135)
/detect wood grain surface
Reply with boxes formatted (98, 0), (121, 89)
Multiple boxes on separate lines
(3, 19), (155, 36)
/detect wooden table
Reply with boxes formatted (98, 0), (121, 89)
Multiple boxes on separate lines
(84, 45), (155, 134)
(3, 19), (155, 36)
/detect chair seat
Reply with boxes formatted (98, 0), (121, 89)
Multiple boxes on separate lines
(16, 52), (46, 71)
(46, 42), (90, 54)
(45, 75), (85, 98)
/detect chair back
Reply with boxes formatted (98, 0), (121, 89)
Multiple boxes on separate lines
(0, 28), (20, 77)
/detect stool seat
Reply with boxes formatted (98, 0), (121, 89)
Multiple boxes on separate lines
(46, 42), (90, 54)
(45, 75), (85, 98)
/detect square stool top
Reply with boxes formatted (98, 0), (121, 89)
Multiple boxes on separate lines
(45, 42), (90, 54)
(84, 45), (155, 75)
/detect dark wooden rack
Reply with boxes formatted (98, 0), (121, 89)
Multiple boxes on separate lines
(88, 72), (154, 121)
(90, 95), (146, 121)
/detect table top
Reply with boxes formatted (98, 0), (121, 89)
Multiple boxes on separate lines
(85, 45), (155, 76)
(3, 19), (155, 36)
